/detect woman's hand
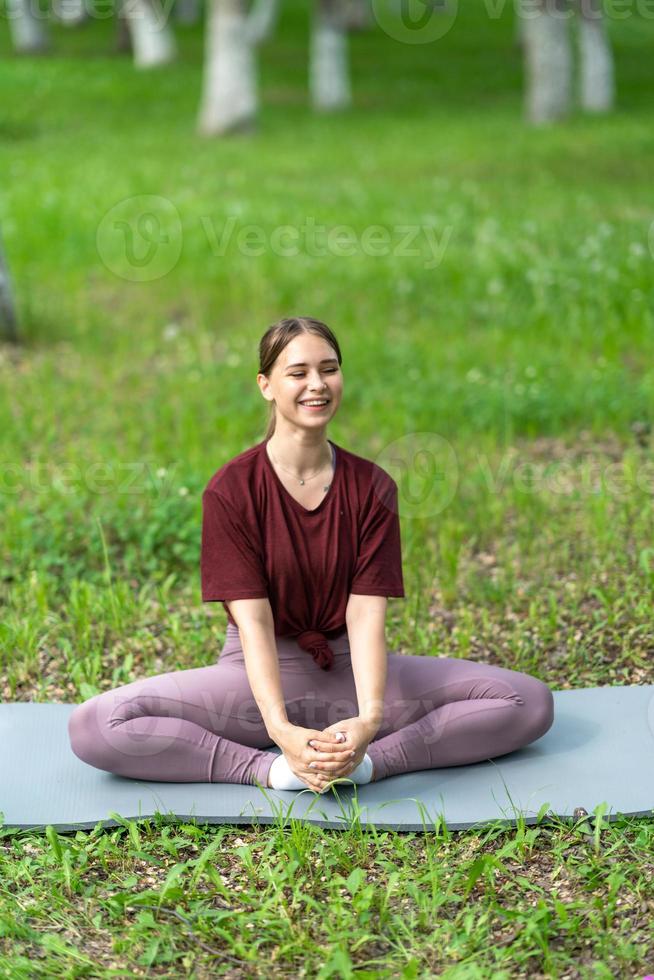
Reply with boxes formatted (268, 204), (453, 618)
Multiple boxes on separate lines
(274, 724), (357, 793)
(306, 716), (378, 785)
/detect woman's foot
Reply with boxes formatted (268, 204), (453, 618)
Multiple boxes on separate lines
(266, 759), (375, 789)
(268, 754), (311, 790)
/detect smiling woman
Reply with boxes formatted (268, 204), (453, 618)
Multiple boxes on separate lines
(67, 316), (554, 796)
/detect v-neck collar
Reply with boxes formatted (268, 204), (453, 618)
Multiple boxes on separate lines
(263, 438), (338, 516)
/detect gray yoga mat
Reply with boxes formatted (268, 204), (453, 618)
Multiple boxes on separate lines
(1, 685), (653, 832)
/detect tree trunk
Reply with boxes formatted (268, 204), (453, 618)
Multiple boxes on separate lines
(175, 0), (202, 24)
(52, 0), (88, 25)
(6, 0), (50, 52)
(310, 0), (351, 110)
(522, 0), (573, 123)
(577, 0), (614, 112)
(245, 0), (279, 44)
(0, 233), (19, 344)
(120, 0), (177, 68)
(197, 0), (257, 135)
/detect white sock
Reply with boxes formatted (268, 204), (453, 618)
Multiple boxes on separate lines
(350, 753), (374, 784)
(268, 751), (374, 790)
(268, 753), (305, 790)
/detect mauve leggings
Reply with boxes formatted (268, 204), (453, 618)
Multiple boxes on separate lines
(67, 623), (555, 789)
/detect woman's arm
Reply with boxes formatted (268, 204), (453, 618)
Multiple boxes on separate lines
(345, 594), (388, 732)
(225, 598), (292, 742)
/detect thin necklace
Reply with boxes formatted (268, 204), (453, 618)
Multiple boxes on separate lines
(268, 442), (334, 489)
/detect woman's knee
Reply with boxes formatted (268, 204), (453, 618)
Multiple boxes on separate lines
(524, 681), (555, 742)
(68, 697), (114, 771)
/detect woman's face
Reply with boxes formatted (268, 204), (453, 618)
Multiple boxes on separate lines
(258, 333), (343, 431)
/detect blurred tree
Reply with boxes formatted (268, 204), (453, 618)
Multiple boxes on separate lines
(198, 0), (353, 135)
(6, 0), (50, 52)
(198, 0), (256, 134)
(521, 0), (614, 123)
(245, 0), (279, 43)
(52, 0), (88, 25)
(119, 0), (178, 67)
(310, 0), (351, 110)
(0, 232), (18, 344)
(6, 0), (178, 67)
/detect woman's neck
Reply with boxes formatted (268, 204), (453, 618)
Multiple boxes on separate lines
(266, 431), (332, 480)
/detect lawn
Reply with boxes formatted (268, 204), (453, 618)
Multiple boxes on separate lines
(0, 0), (653, 975)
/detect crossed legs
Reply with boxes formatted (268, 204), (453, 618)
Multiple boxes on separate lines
(68, 652), (554, 788)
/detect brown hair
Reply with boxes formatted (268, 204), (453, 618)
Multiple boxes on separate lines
(259, 316), (342, 439)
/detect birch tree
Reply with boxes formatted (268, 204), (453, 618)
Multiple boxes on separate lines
(198, 0), (257, 134)
(310, 0), (351, 110)
(245, 0), (279, 44)
(119, 0), (178, 68)
(52, 0), (88, 25)
(521, 0), (614, 124)
(198, 0), (352, 135)
(6, 0), (50, 52)
(578, 0), (614, 112)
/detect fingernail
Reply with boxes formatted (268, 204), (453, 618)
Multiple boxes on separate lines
(336, 732), (345, 741)
(309, 741), (316, 747)
(309, 762), (316, 768)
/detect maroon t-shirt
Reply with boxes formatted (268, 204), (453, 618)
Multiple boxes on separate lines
(201, 437), (405, 670)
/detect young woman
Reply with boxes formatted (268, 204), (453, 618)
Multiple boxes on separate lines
(68, 316), (554, 795)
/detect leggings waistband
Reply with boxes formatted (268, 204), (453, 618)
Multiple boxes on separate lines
(220, 622), (352, 670)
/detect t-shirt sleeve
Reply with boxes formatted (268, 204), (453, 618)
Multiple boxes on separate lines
(201, 488), (269, 602)
(349, 475), (405, 598)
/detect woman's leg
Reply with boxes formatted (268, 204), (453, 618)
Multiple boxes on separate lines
(365, 653), (555, 782)
(67, 662), (279, 788)
(67, 640), (554, 789)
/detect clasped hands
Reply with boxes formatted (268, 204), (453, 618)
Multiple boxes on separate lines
(276, 716), (377, 794)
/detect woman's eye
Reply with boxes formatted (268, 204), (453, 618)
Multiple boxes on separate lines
(291, 369), (337, 377)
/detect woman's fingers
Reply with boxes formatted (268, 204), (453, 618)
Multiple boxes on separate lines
(308, 743), (339, 755)
(310, 760), (353, 773)
(311, 751), (354, 764)
(309, 734), (348, 749)
(309, 741), (353, 756)
(309, 756), (356, 774)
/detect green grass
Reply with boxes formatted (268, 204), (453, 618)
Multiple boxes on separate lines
(1, 0), (654, 975)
